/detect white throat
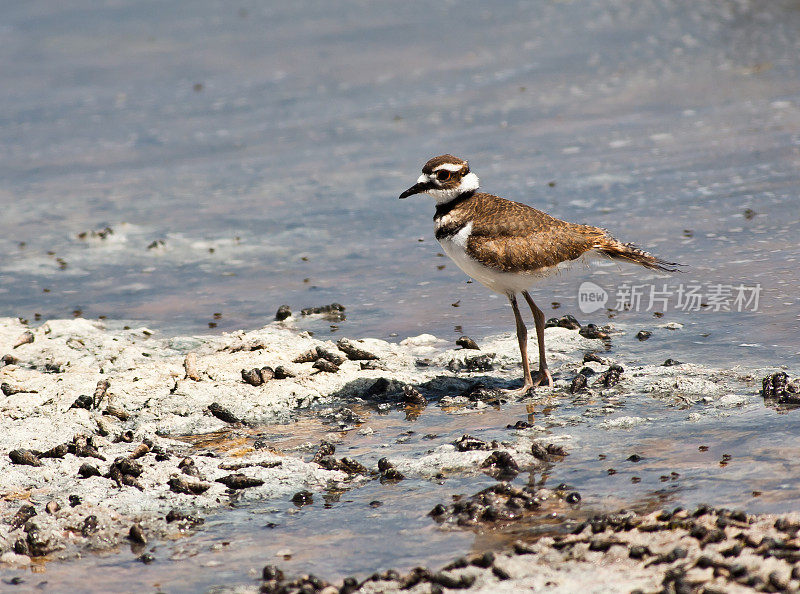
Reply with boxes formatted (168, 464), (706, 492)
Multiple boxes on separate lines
(424, 172), (480, 204)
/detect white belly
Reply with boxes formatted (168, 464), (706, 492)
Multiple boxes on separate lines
(438, 223), (561, 295)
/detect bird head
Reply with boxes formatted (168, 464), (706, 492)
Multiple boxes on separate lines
(399, 154), (480, 204)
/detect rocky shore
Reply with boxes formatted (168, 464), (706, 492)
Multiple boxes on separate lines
(0, 313), (794, 593)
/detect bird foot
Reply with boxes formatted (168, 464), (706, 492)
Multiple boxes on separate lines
(503, 383), (534, 397)
(503, 370), (553, 396)
(531, 368), (553, 388)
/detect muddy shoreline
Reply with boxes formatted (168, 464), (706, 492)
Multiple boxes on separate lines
(0, 314), (794, 592)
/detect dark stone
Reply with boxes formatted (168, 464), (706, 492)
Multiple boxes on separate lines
(312, 441), (336, 463)
(274, 305), (292, 321)
(13, 538), (29, 556)
(165, 509), (204, 525)
(429, 504), (447, 517)
(128, 524), (146, 545)
(81, 515), (99, 537)
(471, 551), (495, 568)
(448, 354), (495, 372)
(312, 359), (339, 373)
(762, 371), (796, 401)
(167, 477), (210, 495)
(546, 444), (567, 456)
(453, 434), (491, 452)
(455, 336), (480, 350)
(506, 420), (532, 429)
(292, 348), (318, 363)
(368, 377), (391, 396)
(336, 338), (379, 360)
(546, 315), (581, 330)
(594, 364), (624, 388)
(262, 565), (284, 581)
(431, 572), (476, 589)
(583, 352), (605, 364)
(216, 473), (265, 489)
(78, 463), (101, 479)
(315, 347), (345, 366)
(492, 566), (511, 580)
(636, 330), (651, 341)
(241, 368), (263, 386)
(300, 303), (345, 317)
(566, 492), (581, 504)
(569, 373), (588, 393)
(481, 451), (519, 471)
(627, 454), (642, 462)
(291, 490), (313, 506)
(8, 449), (41, 467)
(68, 494), (82, 507)
(10, 505), (36, 529)
(272, 365), (295, 379)
(662, 358), (682, 366)
(402, 385), (426, 407)
(25, 526), (53, 557)
(112, 456), (143, 477)
(70, 394), (94, 410)
(39, 443), (69, 459)
(531, 442), (549, 461)
(579, 324), (609, 339)
(207, 402), (242, 424)
(337, 457), (369, 475)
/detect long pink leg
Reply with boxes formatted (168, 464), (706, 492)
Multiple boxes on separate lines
(505, 293), (534, 394)
(522, 290), (554, 387)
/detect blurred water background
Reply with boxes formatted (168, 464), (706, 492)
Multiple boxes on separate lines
(2, 2), (800, 590)
(1, 0), (799, 368)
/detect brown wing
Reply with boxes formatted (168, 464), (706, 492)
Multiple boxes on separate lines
(463, 194), (605, 273)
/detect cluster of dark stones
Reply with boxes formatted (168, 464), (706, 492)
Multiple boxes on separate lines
(310, 441), (370, 476)
(429, 481), (580, 528)
(567, 506), (800, 592)
(300, 303), (346, 321)
(293, 346), (345, 374)
(570, 358), (624, 393)
(364, 377), (427, 408)
(452, 434), (499, 452)
(545, 314), (611, 340)
(244, 338), (380, 384)
(9, 433), (114, 469)
(530, 441), (568, 462)
(762, 371), (800, 404)
(68, 379), (110, 410)
(447, 353), (495, 372)
(260, 558), (507, 594)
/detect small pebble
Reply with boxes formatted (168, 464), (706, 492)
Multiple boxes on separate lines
(128, 524), (146, 545)
(456, 336), (480, 350)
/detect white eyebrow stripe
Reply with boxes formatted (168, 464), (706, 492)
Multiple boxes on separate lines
(417, 174), (429, 183)
(432, 163), (464, 172)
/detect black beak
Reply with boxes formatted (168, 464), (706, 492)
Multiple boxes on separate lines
(399, 181), (433, 199)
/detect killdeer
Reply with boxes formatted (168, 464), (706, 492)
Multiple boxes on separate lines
(400, 154), (678, 394)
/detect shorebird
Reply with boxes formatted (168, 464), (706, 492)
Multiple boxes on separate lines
(400, 154), (678, 394)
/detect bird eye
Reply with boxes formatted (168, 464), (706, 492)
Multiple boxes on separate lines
(436, 170), (451, 182)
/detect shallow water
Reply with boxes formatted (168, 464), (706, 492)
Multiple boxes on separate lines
(1, 0), (800, 591)
(6, 375), (800, 592)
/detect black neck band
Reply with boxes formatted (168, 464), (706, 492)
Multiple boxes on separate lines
(433, 190), (476, 220)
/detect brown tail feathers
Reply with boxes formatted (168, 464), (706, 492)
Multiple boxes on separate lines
(595, 236), (682, 273)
